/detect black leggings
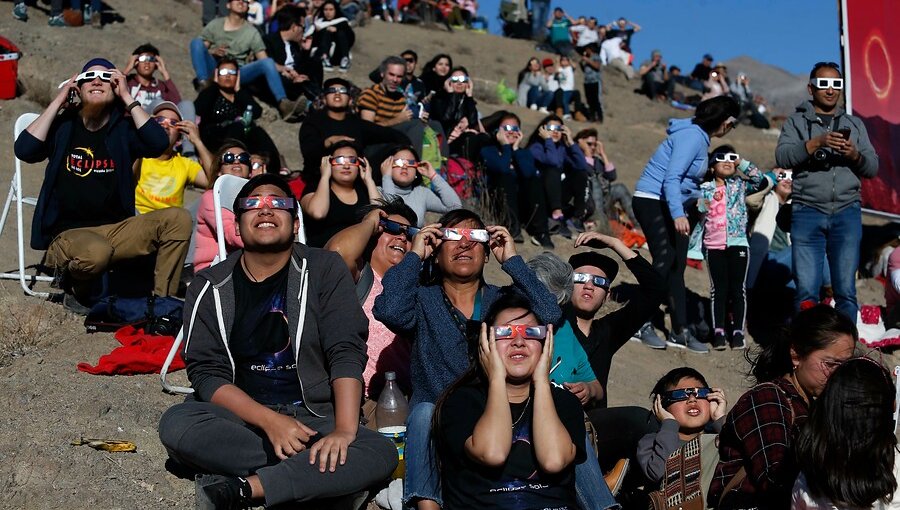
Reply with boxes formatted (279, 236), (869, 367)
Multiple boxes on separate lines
(584, 82), (602, 120)
(561, 170), (589, 220)
(489, 172), (549, 237)
(706, 246), (749, 333)
(632, 196), (697, 332)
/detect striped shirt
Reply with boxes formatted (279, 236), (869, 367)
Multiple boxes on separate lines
(357, 84), (406, 125)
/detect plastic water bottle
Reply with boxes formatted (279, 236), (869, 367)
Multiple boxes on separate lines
(241, 105), (253, 134)
(376, 371), (409, 478)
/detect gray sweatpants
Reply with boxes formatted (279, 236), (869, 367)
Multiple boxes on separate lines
(159, 400), (398, 507)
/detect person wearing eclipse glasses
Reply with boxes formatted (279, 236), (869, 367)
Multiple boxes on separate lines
(776, 61), (878, 321)
(378, 144), (462, 228)
(428, 66), (485, 158)
(373, 208), (560, 509)
(15, 57), (190, 313)
(160, 173), (398, 509)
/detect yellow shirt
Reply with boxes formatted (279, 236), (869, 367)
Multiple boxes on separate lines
(135, 155), (202, 214)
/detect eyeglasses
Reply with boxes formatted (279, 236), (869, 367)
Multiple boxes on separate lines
(379, 218), (420, 239)
(493, 324), (548, 341)
(818, 358), (845, 374)
(449, 75), (469, 83)
(713, 152), (740, 162)
(221, 151), (251, 165)
(442, 228), (490, 243)
(76, 70), (113, 85)
(391, 158), (418, 169)
(811, 77), (843, 90)
(573, 272), (610, 290)
(137, 55), (157, 63)
(236, 195), (296, 211)
(500, 125), (520, 132)
(546, 124), (564, 132)
(325, 86), (348, 95)
(217, 68), (238, 76)
(330, 155), (361, 166)
(661, 387), (711, 407)
(152, 116), (179, 128)
(251, 161), (265, 171)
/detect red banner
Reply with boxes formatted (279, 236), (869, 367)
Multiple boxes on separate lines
(844, 0), (900, 215)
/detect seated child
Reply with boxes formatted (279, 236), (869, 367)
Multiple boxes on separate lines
(637, 367), (727, 509)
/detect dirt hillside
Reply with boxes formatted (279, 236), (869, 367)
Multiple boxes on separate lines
(0, 1), (891, 508)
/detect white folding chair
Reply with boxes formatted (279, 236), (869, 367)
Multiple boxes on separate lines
(0, 113), (54, 297)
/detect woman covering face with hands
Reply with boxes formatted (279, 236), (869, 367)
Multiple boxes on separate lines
(378, 145), (462, 228)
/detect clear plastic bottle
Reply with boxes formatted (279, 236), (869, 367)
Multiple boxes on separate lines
(376, 372), (408, 478)
(241, 105), (253, 134)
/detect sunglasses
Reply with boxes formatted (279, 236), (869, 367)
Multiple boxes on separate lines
(325, 86), (349, 95)
(251, 161), (265, 171)
(236, 195), (296, 211)
(449, 75), (469, 83)
(547, 124), (564, 132)
(217, 68), (238, 76)
(442, 228), (490, 243)
(152, 116), (179, 128)
(379, 218), (420, 239)
(137, 55), (158, 63)
(221, 151), (251, 165)
(330, 155), (361, 166)
(76, 70), (113, 85)
(573, 272), (610, 289)
(500, 125), (521, 132)
(661, 387), (711, 407)
(713, 152), (740, 162)
(811, 77), (843, 90)
(493, 324), (548, 341)
(392, 158), (418, 169)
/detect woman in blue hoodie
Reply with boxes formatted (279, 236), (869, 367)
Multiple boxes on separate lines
(527, 114), (590, 239)
(631, 96), (739, 353)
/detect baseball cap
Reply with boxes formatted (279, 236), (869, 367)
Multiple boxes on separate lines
(234, 174), (298, 219)
(82, 57), (115, 73)
(151, 101), (183, 121)
(703, 53), (714, 61)
(542, 58), (555, 68)
(568, 252), (619, 282)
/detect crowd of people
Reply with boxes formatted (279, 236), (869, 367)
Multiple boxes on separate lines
(10, 0), (900, 509)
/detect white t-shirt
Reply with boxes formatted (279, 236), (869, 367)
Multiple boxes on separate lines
(600, 36), (626, 64)
(558, 66), (575, 92)
(571, 25), (599, 47)
(792, 457), (900, 510)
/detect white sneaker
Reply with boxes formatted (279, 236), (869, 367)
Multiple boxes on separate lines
(538, 107), (549, 114)
(529, 104), (538, 111)
(339, 57), (350, 72)
(563, 114), (572, 120)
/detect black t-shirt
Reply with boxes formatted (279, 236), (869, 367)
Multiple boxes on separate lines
(301, 179), (370, 248)
(439, 384), (586, 510)
(53, 119), (125, 236)
(690, 63), (711, 81)
(230, 260), (303, 405)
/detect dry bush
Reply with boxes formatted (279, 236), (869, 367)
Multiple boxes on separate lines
(0, 295), (72, 367)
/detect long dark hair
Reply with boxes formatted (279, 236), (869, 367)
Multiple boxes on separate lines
(526, 114), (564, 148)
(422, 53), (453, 77)
(748, 304), (858, 383)
(517, 57), (541, 86)
(795, 358), (897, 507)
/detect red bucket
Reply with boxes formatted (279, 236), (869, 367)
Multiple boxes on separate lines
(0, 36), (21, 100)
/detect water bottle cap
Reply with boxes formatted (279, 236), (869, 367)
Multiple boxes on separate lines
(385, 371), (396, 381)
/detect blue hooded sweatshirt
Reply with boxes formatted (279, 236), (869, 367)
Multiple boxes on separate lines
(634, 118), (710, 219)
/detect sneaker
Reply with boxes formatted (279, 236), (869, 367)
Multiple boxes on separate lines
(339, 57), (350, 72)
(731, 331), (747, 350)
(82, 5), (92, 23)
(633, 322), (666, 350)
(48, 14), (67, 26)
(512, 232), (524, 244)
(12, 2), (27, 21)
(278, 98), (297, 119)
(562, 114), (572, 121)
(538, 106), (549, 114)
(322, 58), (334, 72)
(712, 331), (728, 351)
(195, 474), (250, 510)
(533, 232), (555, 249)
(556, 220), (572, 239)
(568, 218), (586, 233)
(668, 330), (709, 354)
(529, 104), (538, 111)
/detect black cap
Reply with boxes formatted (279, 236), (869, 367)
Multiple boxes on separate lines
(233, 174), (297, 218)
(568, 252), (619, 282)
(323, 77), (352, 89)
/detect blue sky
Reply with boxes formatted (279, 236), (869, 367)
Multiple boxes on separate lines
(477, 0), (842, 75)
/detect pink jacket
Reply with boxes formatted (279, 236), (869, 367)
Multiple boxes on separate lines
(193, 189), (244, 272)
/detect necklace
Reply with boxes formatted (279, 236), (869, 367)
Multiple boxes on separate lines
(241, 256), (260, 282)
(511, 396), (531, 428)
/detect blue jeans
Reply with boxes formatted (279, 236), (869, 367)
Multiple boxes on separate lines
(526, 86), (553, 108)
(576, 435), (620, 510)
(403, 402), (441, 508)
(189, 38), (287, 102)
(531, 0), (550, 40)
(791, 202), (861, 319)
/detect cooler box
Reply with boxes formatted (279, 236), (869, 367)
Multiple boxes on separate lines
(0, 36), (21, 100)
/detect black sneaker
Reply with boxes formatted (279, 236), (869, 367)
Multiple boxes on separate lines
(667, 330), (709, 354)
(557, 220), (572, 239)
(535, 233), (555, 249)
(731, 332), (747, 350)
(512, 232), (524, 244)
(712, 331), (728, 351)
(195, 474), (250, 510)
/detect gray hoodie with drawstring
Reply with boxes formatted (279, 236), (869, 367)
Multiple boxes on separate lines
(775, 100), (878, 214)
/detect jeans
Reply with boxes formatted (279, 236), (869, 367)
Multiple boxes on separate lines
(526, 86), (553, 108)
(791, 202), (861, 319)
(575, 435), (620, 510)
(531, 0), (550, 40)
(190, 37), (217, 82)
(403, 402), (441, 507)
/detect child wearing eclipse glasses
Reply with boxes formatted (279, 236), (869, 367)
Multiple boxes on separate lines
(637, 367), (727, 508)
